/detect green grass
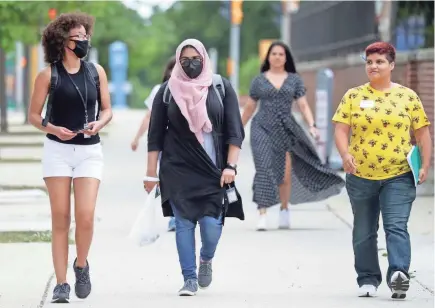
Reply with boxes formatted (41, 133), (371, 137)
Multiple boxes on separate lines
(0, 131), (46, 136)
(378, 248), (388, 257)
(0, 185), (47, 192)
(0, 230), (75, 244)
(0, 185), (76, 195)
(0, 131), (108, 137)
(0, 158), (41, 163)
(0, 142), (44, 148)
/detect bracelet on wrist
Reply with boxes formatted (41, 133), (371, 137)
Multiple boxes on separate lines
(225, 164), (237, 175)
(143, 176), (159, 182)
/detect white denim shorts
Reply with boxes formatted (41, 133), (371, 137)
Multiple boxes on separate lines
(42, 137), (104, 181)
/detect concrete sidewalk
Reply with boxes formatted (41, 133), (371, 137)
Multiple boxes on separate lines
(0, 110), (432, 308)
(327, 188), (434, 293)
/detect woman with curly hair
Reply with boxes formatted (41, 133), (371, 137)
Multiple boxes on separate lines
(28, 12), (112, 303)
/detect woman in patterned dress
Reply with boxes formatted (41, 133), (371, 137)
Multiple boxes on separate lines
(241, 41), (345, 231)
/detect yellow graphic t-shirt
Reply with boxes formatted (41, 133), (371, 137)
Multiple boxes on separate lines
(332, 83), (430, 180)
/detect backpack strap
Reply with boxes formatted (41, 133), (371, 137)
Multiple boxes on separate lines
(212, 74), (225, 107)
(42, 63), (59, 127)
(163, 83), (171, 105)
(83, 61), (101, 120)
(83, 61), (100, 88)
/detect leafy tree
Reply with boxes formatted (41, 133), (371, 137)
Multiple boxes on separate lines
(0, 1), (48, 51)
(152, 1), (280, 81)
(0, 0), (282, 107)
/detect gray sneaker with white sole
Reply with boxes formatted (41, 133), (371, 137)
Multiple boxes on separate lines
(198, 261), (213, 289)
(178, 279), (198, 296)
(73, 258), (92, 299)
(51, 283), (70, 303)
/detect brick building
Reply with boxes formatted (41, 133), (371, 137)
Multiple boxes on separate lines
(239, 1), (434, 194)
(298, 48), (434, 147)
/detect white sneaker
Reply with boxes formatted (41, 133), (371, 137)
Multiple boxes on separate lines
(390, 271), (409, 299)
(358, 284), (377, 297)
(256, 214), (267, 231)
(278, 209), (290, 229)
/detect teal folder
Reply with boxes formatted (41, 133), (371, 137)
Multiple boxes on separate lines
(407, 145), (421, 187)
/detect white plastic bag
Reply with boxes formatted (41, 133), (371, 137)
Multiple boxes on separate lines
(129, 185), (163, 246)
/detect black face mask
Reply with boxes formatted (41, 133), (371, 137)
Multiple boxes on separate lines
(181, 58), (203, 79)
(69, 40), (89, 59)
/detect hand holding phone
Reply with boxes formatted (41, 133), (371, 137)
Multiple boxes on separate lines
(72, 123), (95, 134)
(83, 121), (102, 136)
(54, 126), (77, 141)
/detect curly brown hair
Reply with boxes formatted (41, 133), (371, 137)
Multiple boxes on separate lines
(42, 12), (95, 64)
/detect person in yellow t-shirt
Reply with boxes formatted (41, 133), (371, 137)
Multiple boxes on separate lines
(332, 42), (432, 299)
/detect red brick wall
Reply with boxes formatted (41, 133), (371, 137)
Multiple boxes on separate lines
(298, 63), (412, 121)
(407, 60), (434, 145)
(239, 50), (434, 164)
(297, 54), (434, 165)
(239, 52), (433, 144)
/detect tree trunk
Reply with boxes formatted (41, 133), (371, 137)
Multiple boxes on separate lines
(23, 45), (30, 124)
(0, 47), (7, 133)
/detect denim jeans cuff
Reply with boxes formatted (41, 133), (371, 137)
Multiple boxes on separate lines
(358, 279), (380, 288)
(200, 257), (213, 263)
(184, 275), (198, 282)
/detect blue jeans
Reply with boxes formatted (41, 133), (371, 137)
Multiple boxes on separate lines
(345, 172), (416, 287)
(170, 202), (223, 281)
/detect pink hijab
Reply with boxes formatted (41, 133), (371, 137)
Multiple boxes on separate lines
(168, 39), (213, 144)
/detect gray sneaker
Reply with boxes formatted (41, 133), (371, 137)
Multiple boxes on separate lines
(178, 279), (198, 296)
(198, 261), (213, 289)
(51, 283), (70, 303)
(73, 258), (92, 299)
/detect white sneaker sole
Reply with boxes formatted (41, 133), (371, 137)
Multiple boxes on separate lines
(358, 285), (377, 297)
(51, 297), (70, 303)
(358, 291), (377, 297)
(178, 290), (197, 296)
(256, 219), (267, 231)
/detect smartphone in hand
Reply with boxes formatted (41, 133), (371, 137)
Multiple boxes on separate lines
(72, 123), (94, 134)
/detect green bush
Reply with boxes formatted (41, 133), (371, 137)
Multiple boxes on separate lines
(129, 77), (153, 109)
(239, 57), (262, 96)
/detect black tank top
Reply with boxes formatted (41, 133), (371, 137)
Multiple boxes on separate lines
(46, 61), (100, 145)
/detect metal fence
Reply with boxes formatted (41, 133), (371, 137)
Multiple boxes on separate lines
(291, 1), (378, 62)
(290, 1), (434, 62)
(390, 1), (434, 51)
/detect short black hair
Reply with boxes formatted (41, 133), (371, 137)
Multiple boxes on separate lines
(162, 56), (176, 83)
(42, 12), (95, 64)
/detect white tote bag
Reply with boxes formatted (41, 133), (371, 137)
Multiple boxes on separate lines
(128, 185), (164, 246)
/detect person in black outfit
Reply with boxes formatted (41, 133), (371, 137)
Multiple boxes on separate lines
(28, 12), (112, 303)
(144, 39), (245, 296)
